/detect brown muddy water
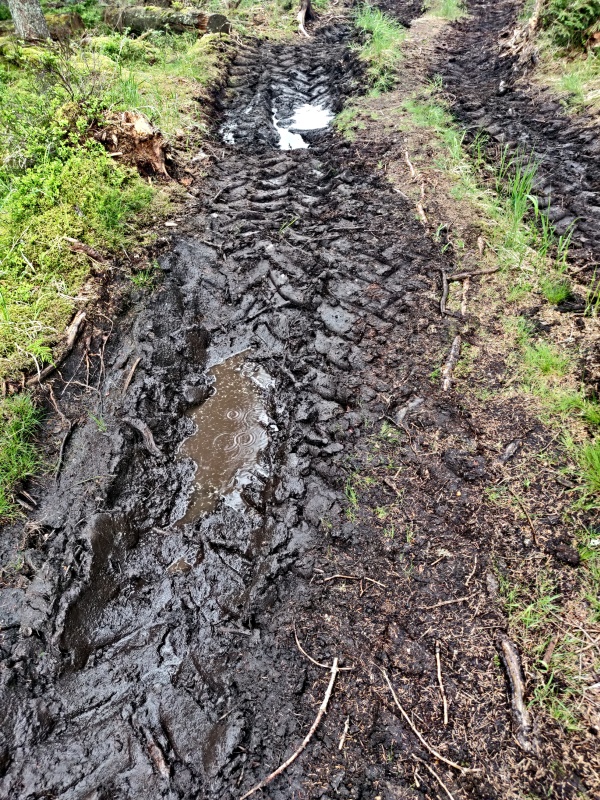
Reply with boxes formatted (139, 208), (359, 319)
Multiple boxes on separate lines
(178, 354), (272, 522)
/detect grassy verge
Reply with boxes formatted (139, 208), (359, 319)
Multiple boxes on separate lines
(337, 6), (600, 739)
(0, 393), (40, 519)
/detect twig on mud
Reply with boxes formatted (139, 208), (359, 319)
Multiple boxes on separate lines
(123, 356), (142, 395)
(26, 310), (86, 387)
(382, 670), (475, 773)
(507, 487), (537, 545)
(420, 593), (475, 610)
(448, 266), (500, 282)
(338, 716), (350, 751)
(123, 417), (163, 458)
(465, 555), (478, 587)
(416, 202), (428, 226)
(498, 635), (538, 754)
(239, 658), (339, 800)
(293, 623), (353, 671)
(411, 755), (455, 800)
(55, 422), (76, 479)
(439, 270), (449, 315)
(404, 150), (416, 179)
(435, 641), (449, 726)
(441, 335), (461, 391)
(65, 237), (106, 264)
(323, 574), (386, 589)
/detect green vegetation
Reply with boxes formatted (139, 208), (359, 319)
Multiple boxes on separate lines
(542, 0), (600, 50)
(425, 0), (467, 21)
(354, 4), (407, 92)
(0, 394), (41, 518)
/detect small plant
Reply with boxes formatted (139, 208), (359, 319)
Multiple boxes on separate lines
(577, 439), (600, 497)
(383, 524), (395, 539)
(540, 275), (572, 305)
(0, 394), (41, 520)
(89, 413), (108, 433)
(523, 342), (570, 378)
(354, 5), (407, 92)
(130, 265), (159, 288)
(542, 0), (600, 50)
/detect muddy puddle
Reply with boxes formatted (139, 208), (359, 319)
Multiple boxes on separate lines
(178, 354), (272, 522)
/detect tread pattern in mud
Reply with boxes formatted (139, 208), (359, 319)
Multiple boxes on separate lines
(434, 0), (600, 257)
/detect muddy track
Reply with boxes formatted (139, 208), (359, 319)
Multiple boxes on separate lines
(0, 13), (595, 800)
(433, 0), (600, 260)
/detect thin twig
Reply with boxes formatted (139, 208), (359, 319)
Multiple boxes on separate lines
(123, 356), (141, 395)
(435, 641), (449, 726)
(323, 574), (386, 588)
(465, 555), (478, 587)
(293, 624), (353, 671)
(420, 593), (475, 610)
(439, 270), (449, 315)
(412, 755), (455, 800)
(507, 487), (537, 545)
(338, 716), (350, 751)
(26, 310), (86, 387)
(404, 150), (416, 178)
(448, 266), (500, 282)
(460, 277), (470, 317)
(240, 659), (339, 799)
(416, 202), (428, 225)
(382, 670), (474, 773)
(441, 335), (461, 391)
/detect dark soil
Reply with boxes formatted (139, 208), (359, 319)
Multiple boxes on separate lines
(1, 6), (598, 800)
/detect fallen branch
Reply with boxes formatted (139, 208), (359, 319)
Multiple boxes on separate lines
(404, 150), (416, 179)
(338, 716), (350, 751)
(460, 277), (470, 317)
(65, 237), (106, 263)
(26, 310), (86, 387)
(240, 659), (339, 799)
(448, 266), (500, 282)
(435, 641), (449, 726)
(441, 335), (461, 391)
(421, 592), (475, 610)
(498, 635), (538, 754)
(382, 670), (475, 773)
(123, 356), (142, 395)
(439, 270), (449, 315)
(123, 417), (163, 458)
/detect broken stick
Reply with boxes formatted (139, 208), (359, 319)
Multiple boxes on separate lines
(435, 641), (449, 726)
(382, 670), (475, 773)
(240, 659), (339, 799)
(498, 635), (538, 754)
(26, 310), (87, 387)
(441, 335), (461, 391)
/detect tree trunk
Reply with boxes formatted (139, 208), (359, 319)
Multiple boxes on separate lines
(7, 0), (50, 40)
(104, 5), (210, 34)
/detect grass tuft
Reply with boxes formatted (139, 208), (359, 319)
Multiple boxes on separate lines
(354, 4), (407, 92)
(0, 394), (41, 519)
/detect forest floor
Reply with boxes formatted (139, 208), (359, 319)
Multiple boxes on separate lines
(0, 1), (599, 799)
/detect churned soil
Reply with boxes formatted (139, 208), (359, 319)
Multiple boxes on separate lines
(0, 4), (598, 800)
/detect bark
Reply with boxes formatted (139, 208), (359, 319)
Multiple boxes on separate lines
(7, 0), (50, 40)
(104, 5), (210, 34)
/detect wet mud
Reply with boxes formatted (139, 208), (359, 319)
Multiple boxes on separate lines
(0, 9), (597, 800)
(433, 0), (600, 258)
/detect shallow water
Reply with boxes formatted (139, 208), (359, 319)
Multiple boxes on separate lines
(178, 354), (271, 522)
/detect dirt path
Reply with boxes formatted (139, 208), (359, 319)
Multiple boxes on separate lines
(0, 6), (598, 800)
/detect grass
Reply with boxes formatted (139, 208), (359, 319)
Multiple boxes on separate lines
(354, 4), (407, 92)
(425, 0), (468, 21)
(0, 393), (41, 518)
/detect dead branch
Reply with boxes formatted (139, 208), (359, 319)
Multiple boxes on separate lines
(26, 310), (86, 387)
(441, 335), (461, 391)
(123, 417), (163, 458)
(460, 277), (470, 317)
(240, 659), (339, 799)
(64, 237), (106, 263)
(412, 755), (456, 800)
(435, 641), (449, 726)
(404, 150), (416, 179)
(498, 635), (538, 754)
(449, 266), (500, 282)
(416, 202), (428, 226)
(123, 356), (142, 395)
(439, 270), (449, 315)
(382, 670), (475, 773)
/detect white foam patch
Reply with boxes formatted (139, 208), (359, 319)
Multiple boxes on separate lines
(272, 109), (308, 150)
(290, 103), (334, 131)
